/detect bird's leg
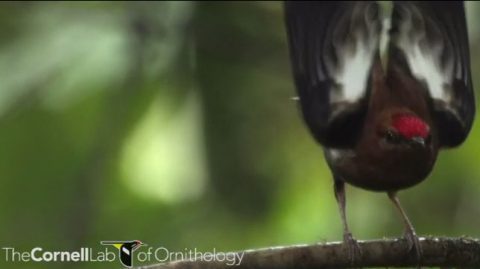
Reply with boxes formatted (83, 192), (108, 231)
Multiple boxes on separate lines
(334, 179), (361, 264)
(387, 192), (423, 262)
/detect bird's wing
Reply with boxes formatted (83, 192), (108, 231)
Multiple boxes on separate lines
(285, 1), (382, 148)
(388, 1), (475, 147)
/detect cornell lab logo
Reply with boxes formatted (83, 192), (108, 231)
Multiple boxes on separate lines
(101, 240), (144, 268)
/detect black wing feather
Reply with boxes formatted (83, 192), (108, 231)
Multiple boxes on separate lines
(389, 1), (475, 147)
(285, 1), (381, 148)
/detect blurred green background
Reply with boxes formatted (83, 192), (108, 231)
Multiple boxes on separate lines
(0, 2), (479, 268)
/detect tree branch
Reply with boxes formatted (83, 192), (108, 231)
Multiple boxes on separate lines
(139, 237), (480, 268)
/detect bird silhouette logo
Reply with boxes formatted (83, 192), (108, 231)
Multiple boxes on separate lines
(101, 240), (145, 268)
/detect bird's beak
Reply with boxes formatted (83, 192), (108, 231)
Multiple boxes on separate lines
(410, 136), (425, 147)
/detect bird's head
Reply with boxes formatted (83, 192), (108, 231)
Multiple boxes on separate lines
(379, 113), (431, 147)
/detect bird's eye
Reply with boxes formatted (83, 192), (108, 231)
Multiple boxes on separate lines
(385, 130), (400, 143)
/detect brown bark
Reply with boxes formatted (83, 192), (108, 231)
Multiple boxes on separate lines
(138, 237), (480, 269)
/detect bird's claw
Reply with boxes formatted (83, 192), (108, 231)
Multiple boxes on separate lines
(404, 227), (423, 264)
(343, 232), (362, 265)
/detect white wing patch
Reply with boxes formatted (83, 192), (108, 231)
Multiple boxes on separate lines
(328, 3), (380, 105)
(394, 7), (454, 103)
(334, 37), (378, 103)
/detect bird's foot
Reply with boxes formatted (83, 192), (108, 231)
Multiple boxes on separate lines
(403, 227), (423, 264)
(343, 232), (362, 265)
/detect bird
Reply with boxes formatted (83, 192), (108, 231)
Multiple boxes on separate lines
(101, 240), (144, 267)
(284, 1), (475, 263)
